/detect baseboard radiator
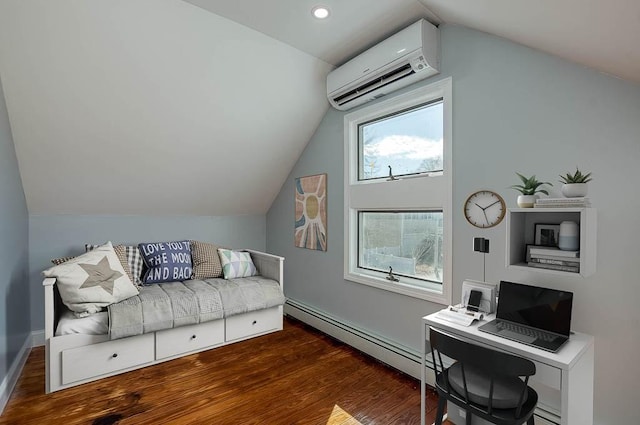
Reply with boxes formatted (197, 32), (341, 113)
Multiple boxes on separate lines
(286, 299), (561, 425)
(284, 298), (435, 384)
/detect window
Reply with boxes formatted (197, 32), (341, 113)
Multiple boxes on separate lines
(344, 78), (452, 304)
(359, 211), (443, 283)
(359, 100), (444, 181)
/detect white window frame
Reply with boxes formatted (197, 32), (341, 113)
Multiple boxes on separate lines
(343, 78), (452, 305)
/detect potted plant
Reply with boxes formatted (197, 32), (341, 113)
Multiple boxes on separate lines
(510, 172), (552, 208)
(559, 167), (592, 197)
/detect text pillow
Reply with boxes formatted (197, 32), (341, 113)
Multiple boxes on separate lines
(42, 242), (139, 317)
(139, 240), (193, 284)
(218, 248), (258, 279)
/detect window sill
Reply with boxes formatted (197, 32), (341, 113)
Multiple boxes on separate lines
(344, 271), (449, 305)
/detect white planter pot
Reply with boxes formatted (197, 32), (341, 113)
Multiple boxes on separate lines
(517, 194), (538, 208)
(561, 183), (588, 198)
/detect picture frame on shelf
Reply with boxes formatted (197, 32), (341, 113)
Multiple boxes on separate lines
(534, 223), (560, 247)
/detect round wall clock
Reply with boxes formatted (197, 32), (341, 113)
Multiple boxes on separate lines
(464, 190), (506, 228)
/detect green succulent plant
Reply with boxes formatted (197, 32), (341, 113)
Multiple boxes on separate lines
(559, 167), (592, 184)
(510, 172), (552, 195)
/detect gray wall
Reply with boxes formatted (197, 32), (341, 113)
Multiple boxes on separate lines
(266, 24), (640, 424)
(29, 214), (266, 330)
(0, 74), (30, 384)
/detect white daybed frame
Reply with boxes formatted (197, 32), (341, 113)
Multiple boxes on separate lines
(43, 250), (284, 393)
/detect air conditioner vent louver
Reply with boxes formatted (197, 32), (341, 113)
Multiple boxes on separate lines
(327, 19), (440, 111)
(333, 63), (414, 106)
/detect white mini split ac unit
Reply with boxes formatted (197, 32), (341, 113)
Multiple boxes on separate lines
(326, 19), (440, 111)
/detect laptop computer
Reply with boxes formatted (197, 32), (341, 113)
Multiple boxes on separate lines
(478, 281), (573, 352)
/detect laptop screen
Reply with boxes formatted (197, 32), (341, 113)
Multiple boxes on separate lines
(497, 281), (573, 337)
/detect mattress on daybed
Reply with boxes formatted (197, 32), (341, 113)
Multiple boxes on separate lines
(55, 276), (284, 338)
(56, 308), (109, 336)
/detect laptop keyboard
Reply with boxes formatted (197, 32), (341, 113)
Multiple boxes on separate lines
(496, 321), (556, 342)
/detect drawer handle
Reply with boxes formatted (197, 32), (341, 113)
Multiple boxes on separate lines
(191, 335), (197, 340)
(112, 353), (118, 358)
(252, 320), (257, 325)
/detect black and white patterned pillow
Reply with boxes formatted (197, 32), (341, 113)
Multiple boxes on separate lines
(114, 245), (144, 285)
(119, 245), (145, 286)
(190, 240), (224, 279)
(51, 256), (76, 265)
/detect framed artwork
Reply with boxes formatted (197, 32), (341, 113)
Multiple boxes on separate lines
(295, 173), (327, 251)
(534, 223), (560, 247)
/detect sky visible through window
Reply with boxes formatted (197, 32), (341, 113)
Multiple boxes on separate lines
(359, 100), (443, 180)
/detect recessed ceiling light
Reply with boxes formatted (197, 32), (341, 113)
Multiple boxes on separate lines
(311, 5), (330, 19)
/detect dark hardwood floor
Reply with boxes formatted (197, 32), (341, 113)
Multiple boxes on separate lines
(0, 317), (450, 425)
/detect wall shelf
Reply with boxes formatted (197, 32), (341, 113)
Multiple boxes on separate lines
(506, 207), (597, 277)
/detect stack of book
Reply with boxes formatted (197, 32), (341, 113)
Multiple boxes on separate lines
(528, 246), (580, 273)
(534, 197), (591, 208)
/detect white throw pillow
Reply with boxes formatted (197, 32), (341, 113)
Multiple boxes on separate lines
(217, 249), (258, 279)
(43, 241), (139, 317)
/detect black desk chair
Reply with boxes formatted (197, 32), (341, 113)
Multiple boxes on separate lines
(429, 327), (538, 425)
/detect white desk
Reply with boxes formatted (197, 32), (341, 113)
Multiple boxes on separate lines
(421, 312), (594, 425)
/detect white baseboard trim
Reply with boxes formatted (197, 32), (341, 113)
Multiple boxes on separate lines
(284, 298), (424, 380)
(0, 334), (32, 415)
(31, 330), (45, 347)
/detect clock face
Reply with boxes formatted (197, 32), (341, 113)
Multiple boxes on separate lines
(464, 190), (506, 228)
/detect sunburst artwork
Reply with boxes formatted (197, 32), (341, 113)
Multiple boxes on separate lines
(295, 173), (327, 251)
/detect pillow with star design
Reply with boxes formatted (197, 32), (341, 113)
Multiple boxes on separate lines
(43, 241), (139, 317)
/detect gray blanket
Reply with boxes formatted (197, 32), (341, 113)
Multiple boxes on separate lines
(108, 276), (285, 340)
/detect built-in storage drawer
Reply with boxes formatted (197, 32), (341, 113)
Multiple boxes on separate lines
(531, 359), (561, 390)
(61, 333), (154, 385)
(529, 360), (562, 419)
(156, 320), (225, 360)
(225, 307), (282, 342)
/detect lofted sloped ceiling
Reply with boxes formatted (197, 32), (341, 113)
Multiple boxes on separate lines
(183, 0), (441, 68)
(0, 0), (333, 216)
(187, 0), (640, 82)
(1, 0), (638, 217)
(420, 0), (640, 84)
